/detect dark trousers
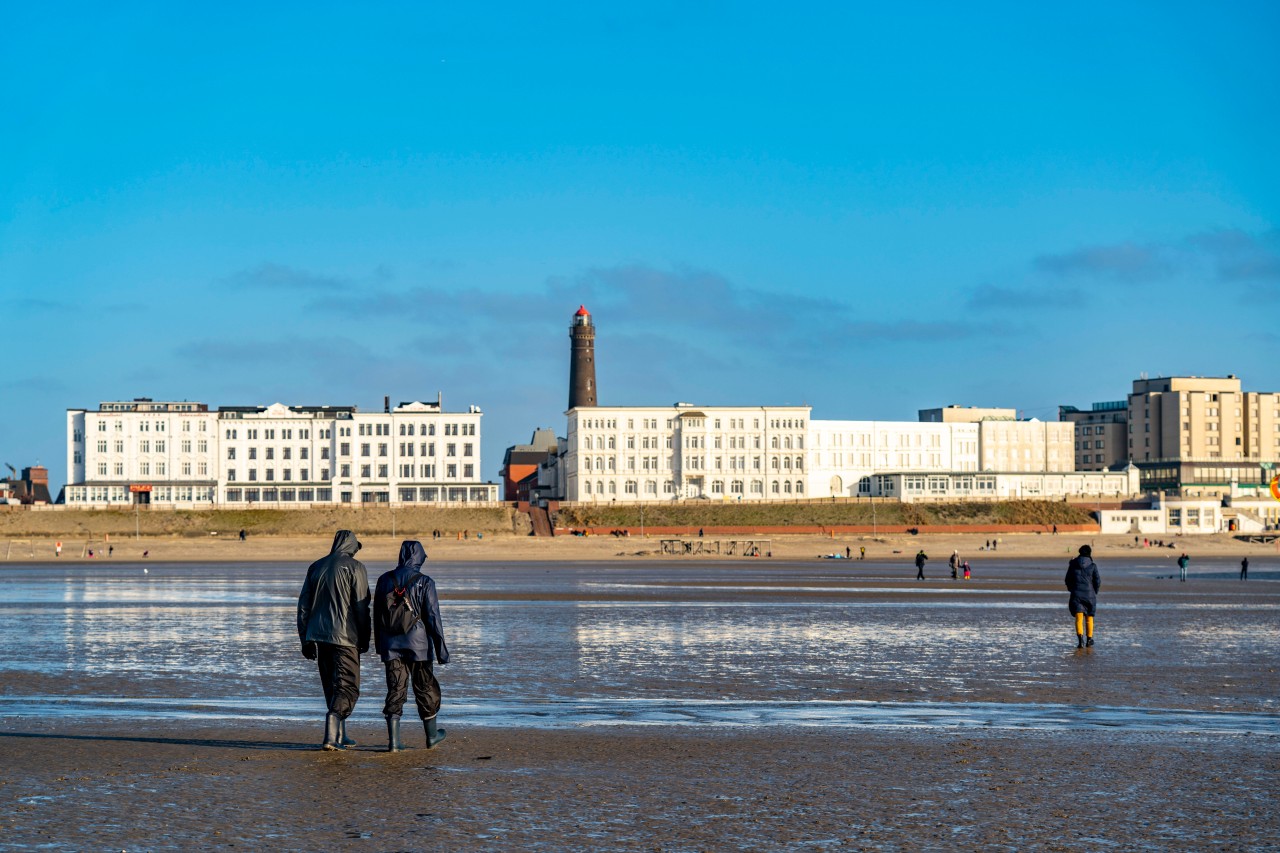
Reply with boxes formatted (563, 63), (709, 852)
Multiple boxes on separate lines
(916, 565), (925, 579)
(316, 643), (361, 719)
(383, 658), (441, 720)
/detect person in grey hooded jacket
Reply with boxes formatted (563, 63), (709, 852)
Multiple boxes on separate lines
(373, 540), (450, 751)
(1064, 544), (1101, 649)
(298, 530), (371, 750)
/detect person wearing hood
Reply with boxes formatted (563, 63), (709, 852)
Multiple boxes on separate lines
(1065, 544), (1101, 649)
(373, 540), (450, 752)
(298, 530), (372, 750)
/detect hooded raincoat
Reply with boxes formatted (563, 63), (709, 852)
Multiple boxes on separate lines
(298, 530), (372, 651)
(1064, 555), (1101, 617)
(374, 541), (449, 664)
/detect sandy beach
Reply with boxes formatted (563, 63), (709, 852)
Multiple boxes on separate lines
(6, 529), (1278, 565)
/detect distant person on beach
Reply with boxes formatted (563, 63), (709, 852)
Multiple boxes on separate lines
(963, 561), (971, 580)
(949, 550), (960, 579)
(1178, 553), (1189, 582)
(915, 550), (928, 580)
(859, 546), (865, 560)
(373, 540), (449, 752)
(1240, 557), (1248, 581)
(298, 530), (371, 751)
(239, 529), (247, 541)
(1065, 545), (1101, 649)
(55, 541), (62, 557)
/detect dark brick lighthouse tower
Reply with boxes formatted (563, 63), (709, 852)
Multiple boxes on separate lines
(568, 305), (597, 409)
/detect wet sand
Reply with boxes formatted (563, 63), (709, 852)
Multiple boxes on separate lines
(4, 721), (1275, 851)
(1, 559), (1277, 850)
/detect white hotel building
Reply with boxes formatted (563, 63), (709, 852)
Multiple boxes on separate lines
(547, 404), (1130, 503)
(560, 404), (811, 501)
(65, 398), (499, 507)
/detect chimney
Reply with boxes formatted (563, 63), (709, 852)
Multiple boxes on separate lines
(384, 395), (390, 413)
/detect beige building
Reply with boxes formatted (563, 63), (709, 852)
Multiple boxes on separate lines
(977, 419), (1075, 473)
(1059, 401), (1128, 471)
(1127, 375), (1280, 495)
(918, 405), (1016, 423)
(919, 406), (1075, 473)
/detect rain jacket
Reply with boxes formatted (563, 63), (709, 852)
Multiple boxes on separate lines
(297, 530), (372, 651)
(373, 540), (449, 664)
(1064, 555), (1101, 616)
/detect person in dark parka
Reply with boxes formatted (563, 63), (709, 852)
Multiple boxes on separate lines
(1065, 544), (1101, 648)
(373, 540), (450, 751)
(298, 530), (371, 750)
(914, 550), (928, 580)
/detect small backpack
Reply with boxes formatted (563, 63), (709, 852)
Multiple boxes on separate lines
(383, 578), (420, 637)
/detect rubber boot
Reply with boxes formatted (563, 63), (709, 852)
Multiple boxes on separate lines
(1076, 634), (1084, 649)
(339, 718), (356, 748)
(1086, 637), (1094, 647)
(385, 715), (404, 752)
(423, 715), (447, 749)
(322, 712), (341, 751)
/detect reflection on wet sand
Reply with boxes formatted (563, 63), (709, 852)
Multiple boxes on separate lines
(1, 560), (1277, 727)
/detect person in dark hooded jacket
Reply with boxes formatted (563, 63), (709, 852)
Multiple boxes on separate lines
(374, 540), (450, 751)
(298, 530), (371, 750)
(1064, 544), (1101, 648)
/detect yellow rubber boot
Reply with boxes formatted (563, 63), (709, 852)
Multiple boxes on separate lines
(1075, 612), (1085, 647)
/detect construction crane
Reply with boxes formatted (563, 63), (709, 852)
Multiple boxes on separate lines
(4, 463), (15, 479)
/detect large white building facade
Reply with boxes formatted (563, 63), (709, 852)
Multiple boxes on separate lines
(547, 404), (1125, 503)
(65, 398), (499, 507)
(561, 404), (812, 501)
(807, 420), (979, 497)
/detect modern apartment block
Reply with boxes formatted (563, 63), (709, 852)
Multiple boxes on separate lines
(1126, 375), (1280, 495)
(1058, 401), (1128, 471)
(65, 397), (498, 507)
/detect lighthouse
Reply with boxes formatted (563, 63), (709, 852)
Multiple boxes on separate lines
(568, 305), (597, 409)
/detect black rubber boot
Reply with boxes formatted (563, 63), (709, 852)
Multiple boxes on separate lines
(1086, 637), (1094, 647)
(423, 715), (447, 749)
(339, 718), (356, 748)
(322, 712), (341, 751)
(1076, 635), (1085, 649)
(386, 715), (403, 752)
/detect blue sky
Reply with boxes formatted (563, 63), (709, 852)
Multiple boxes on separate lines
(3, 2), (1278, 492)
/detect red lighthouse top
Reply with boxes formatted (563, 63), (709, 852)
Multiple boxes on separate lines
(575, 305), (590, 316)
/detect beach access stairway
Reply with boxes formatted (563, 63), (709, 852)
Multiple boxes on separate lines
(528, 505), (554, 537)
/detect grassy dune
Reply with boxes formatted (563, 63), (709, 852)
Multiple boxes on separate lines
(0, 500), (1096, 539)
(554, 500), (1097, 529)
(0, 506), (528, 539)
